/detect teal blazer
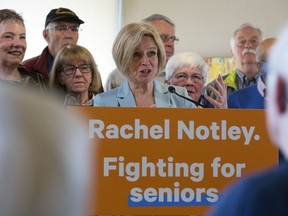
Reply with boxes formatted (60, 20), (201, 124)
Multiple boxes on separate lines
(93, 80), (196, 108)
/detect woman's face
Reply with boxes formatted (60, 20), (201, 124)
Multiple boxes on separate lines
(129, 36), (158, 85)
(169, 66), (204, 101)
(59, 61), (92, 95)
(0, 21), (26, 68)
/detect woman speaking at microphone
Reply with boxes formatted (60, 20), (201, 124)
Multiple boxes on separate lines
(93, 22), (196, 108)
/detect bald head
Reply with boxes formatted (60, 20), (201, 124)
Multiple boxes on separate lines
(256, 38), (276, 62)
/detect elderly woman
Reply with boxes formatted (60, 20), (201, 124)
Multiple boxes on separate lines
(49, 44), (104, 106)
(0, 9), (46, 94)
(166, 52), (227, 108)
(93, 22), (195, 108)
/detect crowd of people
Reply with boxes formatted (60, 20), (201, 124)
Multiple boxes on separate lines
(0, 7), (271, 109)
(1, 6), (288, 216)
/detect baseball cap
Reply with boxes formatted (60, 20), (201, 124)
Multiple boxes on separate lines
(45, 7), (84, 27)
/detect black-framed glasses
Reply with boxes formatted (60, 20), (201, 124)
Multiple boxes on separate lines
(61, 64), (92, 77)
(47, 25), (80, 32)
(173, 73), (203, 83)
(160, 34), (179, 43)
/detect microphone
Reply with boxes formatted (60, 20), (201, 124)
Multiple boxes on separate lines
(168, 86), (205, 108)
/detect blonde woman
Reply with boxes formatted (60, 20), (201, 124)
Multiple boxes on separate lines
(94, 22), (195, 108)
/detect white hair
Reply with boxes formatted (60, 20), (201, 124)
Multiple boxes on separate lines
(230, 23), (263, 53)
(165, 52), (209, 82)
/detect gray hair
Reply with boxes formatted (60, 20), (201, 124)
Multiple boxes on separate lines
(230, 23), (263, 53)
(142, 13), (175, 26)
(165, 52), (209, 83)
(0, 9), (24, 25)
(0, 9), (25, 27)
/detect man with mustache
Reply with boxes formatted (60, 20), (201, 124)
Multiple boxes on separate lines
(206, 26), (288, 216)
(205, 23), (262, 99)
(228, 38), (276, 108)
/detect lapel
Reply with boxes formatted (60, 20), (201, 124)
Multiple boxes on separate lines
(116, 80), (170, 107)
(116, 80), (136, 107)
(154, 80), (171, 107)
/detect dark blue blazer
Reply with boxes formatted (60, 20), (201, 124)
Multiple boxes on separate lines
(207, 163), (288, 216)
(227, 84), (285, 164)
(228, 85), (265, 109)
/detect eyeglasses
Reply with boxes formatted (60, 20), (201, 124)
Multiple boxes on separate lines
(61, 64), (92, 77)
(47, 25), (80, 32)
(173, 73), (203, 83)
(160, 34), (179, 43)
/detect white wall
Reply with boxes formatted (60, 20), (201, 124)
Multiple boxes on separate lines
(0, 0), (119, 84)
(122, 0), (288, 57)
(2, 0), (288, 83)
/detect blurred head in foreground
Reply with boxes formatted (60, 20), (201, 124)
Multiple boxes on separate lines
(0, 85), (90, 216)
(267, 25), (288, 160)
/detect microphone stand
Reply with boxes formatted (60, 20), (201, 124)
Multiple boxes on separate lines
(168, 86), (205, 108)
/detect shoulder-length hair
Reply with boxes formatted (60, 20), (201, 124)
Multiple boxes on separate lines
(49, 44), (103, 95)
(112, 22), (166, 78)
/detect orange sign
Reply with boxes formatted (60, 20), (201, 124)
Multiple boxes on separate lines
(68, 107), (278, 216)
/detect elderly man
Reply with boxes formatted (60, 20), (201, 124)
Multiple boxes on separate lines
(227, 38), (276, 109)
(105, 14), (179, 91)
(22, 7), (84, 80)
(206, 24), (288, 216)
(206, 23), (262, 99)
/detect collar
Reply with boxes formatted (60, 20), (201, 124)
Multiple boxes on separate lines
(64, 94), (95, 106)
(223, 69), (237, 89)
(257, 78), (266, 99)
(116, 80), (171, 107)
(47, 51), (54, 72)
(236, 69), (261, 82)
